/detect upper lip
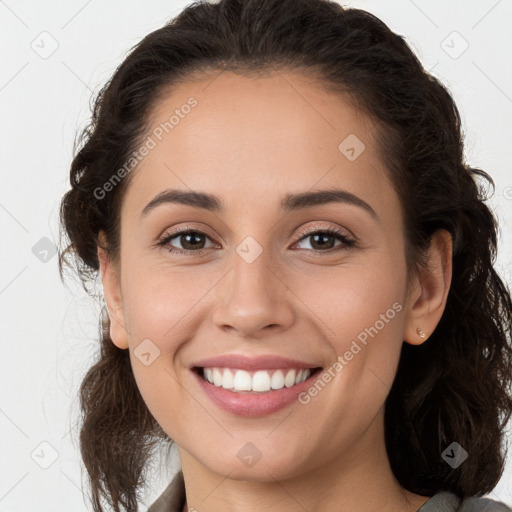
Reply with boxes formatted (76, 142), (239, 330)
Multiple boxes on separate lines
(192, 354), (322, 371)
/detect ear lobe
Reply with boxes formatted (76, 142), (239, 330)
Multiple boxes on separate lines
(403, 229), (453, 345)
(97, 230), (129, 350)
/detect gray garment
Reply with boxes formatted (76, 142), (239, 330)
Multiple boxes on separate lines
(418, 490), (511, 511)
(147, 471), (512, 512)
(147, 471), (186, 512)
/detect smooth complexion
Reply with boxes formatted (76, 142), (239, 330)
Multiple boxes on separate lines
(98, 69), (452, 512)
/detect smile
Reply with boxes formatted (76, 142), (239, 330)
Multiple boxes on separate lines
(192, 365), (323, 417)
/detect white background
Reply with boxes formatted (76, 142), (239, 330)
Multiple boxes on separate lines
(1, 0), (511, 510)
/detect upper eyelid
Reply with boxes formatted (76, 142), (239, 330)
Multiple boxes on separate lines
(159, 224), (217, 244)
(295, 224), (353, 241)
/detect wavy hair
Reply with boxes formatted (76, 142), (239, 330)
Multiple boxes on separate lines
(58, 0), (512, 510)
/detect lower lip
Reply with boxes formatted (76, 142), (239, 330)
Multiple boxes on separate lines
(192, 368), (322, 417)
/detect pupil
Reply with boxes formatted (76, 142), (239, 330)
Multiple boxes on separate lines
(183, 233), (203, 250)
(311, 233), (334, 250)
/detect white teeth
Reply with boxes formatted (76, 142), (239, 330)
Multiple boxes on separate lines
(213, 368), (223, 386)
(201, 367), (313, 392)
(221, 368), (234, 390)
(271, 370), (285, 389)
(204, 367), (213, 383)
(233, 370), (252, 391)
(252, 370), (271, 392)
(284, 369), (296, 388)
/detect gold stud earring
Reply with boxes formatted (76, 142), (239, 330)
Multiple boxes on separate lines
(417, 328), (426, 339)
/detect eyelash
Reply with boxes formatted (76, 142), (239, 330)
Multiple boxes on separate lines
(156, 225), (356, 256)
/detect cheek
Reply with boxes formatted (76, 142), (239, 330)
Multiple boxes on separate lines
(121, 261), (219, 347)
(288, 253), (407, 382)
(295, 257), (404, 333)
(120, 266), (206, 427)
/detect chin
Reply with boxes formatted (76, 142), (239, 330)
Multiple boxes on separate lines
(198, 445), (312, 483)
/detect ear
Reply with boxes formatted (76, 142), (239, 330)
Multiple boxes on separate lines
(97, 230), (129, 349)
(403, 229), (453, 345)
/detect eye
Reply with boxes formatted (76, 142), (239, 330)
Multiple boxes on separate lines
(156, 225), (355, 256)
(157, 227), (218, 255)
(292, 226), (355, 253)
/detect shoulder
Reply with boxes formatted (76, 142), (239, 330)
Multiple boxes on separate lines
(419, 491), (511, 512)
(147, 470), (186, 512)
(457, 495), (512, 511)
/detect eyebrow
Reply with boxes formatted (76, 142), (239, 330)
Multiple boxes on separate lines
(141, 187), (378, 220)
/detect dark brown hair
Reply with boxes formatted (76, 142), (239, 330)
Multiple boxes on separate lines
(58, 0), (512, 510)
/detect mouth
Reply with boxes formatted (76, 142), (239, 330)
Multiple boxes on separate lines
(193, 366), (323, 394)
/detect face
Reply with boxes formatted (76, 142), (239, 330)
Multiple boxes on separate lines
(99, 69), (446, 482)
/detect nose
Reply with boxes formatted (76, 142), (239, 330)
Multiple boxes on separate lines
(211, 247), (295, 339)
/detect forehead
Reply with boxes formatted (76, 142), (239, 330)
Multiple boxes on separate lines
(122, 69), (397, 221)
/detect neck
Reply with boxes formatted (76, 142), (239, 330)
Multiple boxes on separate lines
(177, 412), (430, 512)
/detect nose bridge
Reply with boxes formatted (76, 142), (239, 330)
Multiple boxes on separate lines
(233, 239), (275, 297)
(211, 235), (295, 336)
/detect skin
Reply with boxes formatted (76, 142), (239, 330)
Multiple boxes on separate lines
(98, 69), (452, 512)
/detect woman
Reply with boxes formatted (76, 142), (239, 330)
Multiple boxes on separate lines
(58, 0), (512, 511)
